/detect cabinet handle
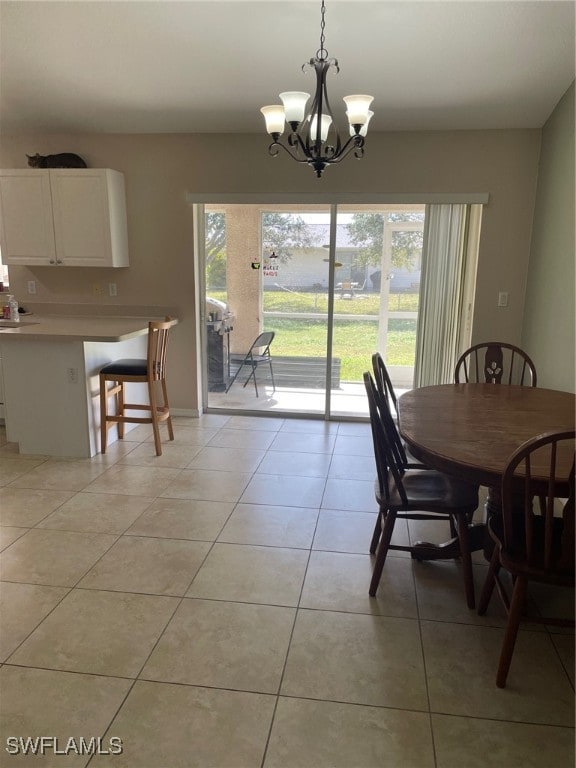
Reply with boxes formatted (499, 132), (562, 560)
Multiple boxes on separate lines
(56, 259), (63, 265)
(49, 259), (56, 264)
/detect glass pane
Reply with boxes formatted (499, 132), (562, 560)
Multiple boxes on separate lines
(205, 204), (331, 414)
(330, 205), (424, 418)
(204, 205), (231, 400)
(262, 209), (331, 414)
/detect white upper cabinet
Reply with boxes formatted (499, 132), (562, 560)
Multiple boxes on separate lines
(0, 171), (56, 265)
(0, 169), (129, 267)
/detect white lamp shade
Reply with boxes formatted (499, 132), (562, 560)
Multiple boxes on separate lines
(260, 105), (286, 135)
(343, 94), (374, 125)
(310, 113), (332, 142)
(349, 109), (374, 137)
(279, 92), (310, 123)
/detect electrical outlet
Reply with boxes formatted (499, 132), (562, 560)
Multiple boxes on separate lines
(92, 283), (103, 296)
(27, 280), (36, 294)
(498, 291), (509, 307)
(67, 367), (79, 384)
(108, 283), (117, 297)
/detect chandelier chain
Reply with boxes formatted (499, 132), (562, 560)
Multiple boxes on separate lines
(317, 0), (328, 61)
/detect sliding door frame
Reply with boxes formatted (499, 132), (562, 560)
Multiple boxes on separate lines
(192, 193), (489, 417)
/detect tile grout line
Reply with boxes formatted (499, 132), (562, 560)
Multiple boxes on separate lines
(259, 442), (327, 768)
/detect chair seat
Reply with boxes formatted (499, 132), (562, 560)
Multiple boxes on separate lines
(378, 468), (479, 511)
(100, 358), (148, 376)
(230, 354), (270, 365)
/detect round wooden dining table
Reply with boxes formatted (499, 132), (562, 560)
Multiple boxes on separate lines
(398, 383), (575, 554)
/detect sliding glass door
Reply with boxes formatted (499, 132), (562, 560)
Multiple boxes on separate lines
(198, 202), (425, 419)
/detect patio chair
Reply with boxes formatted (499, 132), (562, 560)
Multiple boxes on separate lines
(226, 331), (276, 398)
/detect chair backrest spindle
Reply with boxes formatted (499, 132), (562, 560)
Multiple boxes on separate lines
(147, 317), (172, 382)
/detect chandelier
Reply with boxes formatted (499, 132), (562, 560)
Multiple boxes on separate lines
(260, 0), (374, 178)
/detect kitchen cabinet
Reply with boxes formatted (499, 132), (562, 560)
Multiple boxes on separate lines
(0, 168), (129, 267)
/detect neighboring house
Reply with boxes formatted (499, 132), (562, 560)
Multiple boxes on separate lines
(262, 223), (421, 293)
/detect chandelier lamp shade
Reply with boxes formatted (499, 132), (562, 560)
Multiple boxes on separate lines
(260, 0), (374, 178)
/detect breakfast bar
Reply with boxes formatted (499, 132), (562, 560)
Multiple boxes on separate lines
(0, 316), (159, 458)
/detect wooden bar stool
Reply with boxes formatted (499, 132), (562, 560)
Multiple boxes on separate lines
(99, 317), (174, 456)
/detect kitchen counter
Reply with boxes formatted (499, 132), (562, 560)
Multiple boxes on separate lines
(0, 315), (177, 458)
(0, 315), (174, 342)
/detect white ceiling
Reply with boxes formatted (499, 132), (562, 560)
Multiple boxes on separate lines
(1, 0), (574, 135)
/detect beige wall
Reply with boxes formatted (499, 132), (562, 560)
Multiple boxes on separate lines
(522, 82), (575, 393)
(0, 129), (541, 411)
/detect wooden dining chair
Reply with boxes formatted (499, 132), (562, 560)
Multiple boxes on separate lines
(454, 342), (537, 386)
(364, 371), (479, 608)
(99, 317), (174, 456)
(370, 352), (442, 560)
(477, 429), (575, 688)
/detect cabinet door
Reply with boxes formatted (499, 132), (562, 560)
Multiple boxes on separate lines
(0, 171), (56, 265)
(51, 170), (114, 267)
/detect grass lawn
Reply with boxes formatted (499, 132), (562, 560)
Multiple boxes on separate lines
(263, 318), (416, 381)
(207, 289), (417, 381)
(263, 290), (419, 314)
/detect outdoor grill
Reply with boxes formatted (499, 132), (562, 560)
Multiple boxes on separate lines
(206, 297), (234, 391)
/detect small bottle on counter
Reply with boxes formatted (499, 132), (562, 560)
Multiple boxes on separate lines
(8, 295), (19, 322)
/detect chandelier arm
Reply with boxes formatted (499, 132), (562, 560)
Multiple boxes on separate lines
(267, 139), (313, 164)
(326, 134), (365, 163)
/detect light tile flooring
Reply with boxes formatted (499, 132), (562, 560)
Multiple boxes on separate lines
(0, 415), (574, 768)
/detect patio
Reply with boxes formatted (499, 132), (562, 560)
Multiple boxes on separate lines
(208, 379), (410, 419)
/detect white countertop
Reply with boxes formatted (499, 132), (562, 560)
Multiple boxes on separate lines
(0, 315), (176, 342)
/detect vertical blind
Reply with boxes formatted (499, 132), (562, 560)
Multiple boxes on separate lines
(414, 204), (481, 386)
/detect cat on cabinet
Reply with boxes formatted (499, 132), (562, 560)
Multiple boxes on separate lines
(27, 153), (87, 169)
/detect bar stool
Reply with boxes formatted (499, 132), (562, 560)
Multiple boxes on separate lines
(99, 317), (174, 456)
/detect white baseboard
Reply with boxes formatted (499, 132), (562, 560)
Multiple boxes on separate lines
(171, 408), (201, 418)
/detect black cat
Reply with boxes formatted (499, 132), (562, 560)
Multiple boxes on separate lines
(27, 153), (87, 169)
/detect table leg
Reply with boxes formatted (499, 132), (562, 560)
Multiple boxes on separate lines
(411, 522), (485, 561)
(482, 485), (504, 560)
(411, 487), (497, 562)
(486, 486), (502, 517)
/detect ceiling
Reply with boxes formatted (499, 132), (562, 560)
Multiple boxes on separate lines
(1, 1), (574, 135)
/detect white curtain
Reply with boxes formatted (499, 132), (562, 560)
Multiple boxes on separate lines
(414, 204), (480, 387)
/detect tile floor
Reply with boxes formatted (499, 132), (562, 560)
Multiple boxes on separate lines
(0, 415), (574, 768)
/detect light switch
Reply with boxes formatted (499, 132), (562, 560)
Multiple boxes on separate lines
(498, 291), (509, 307)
